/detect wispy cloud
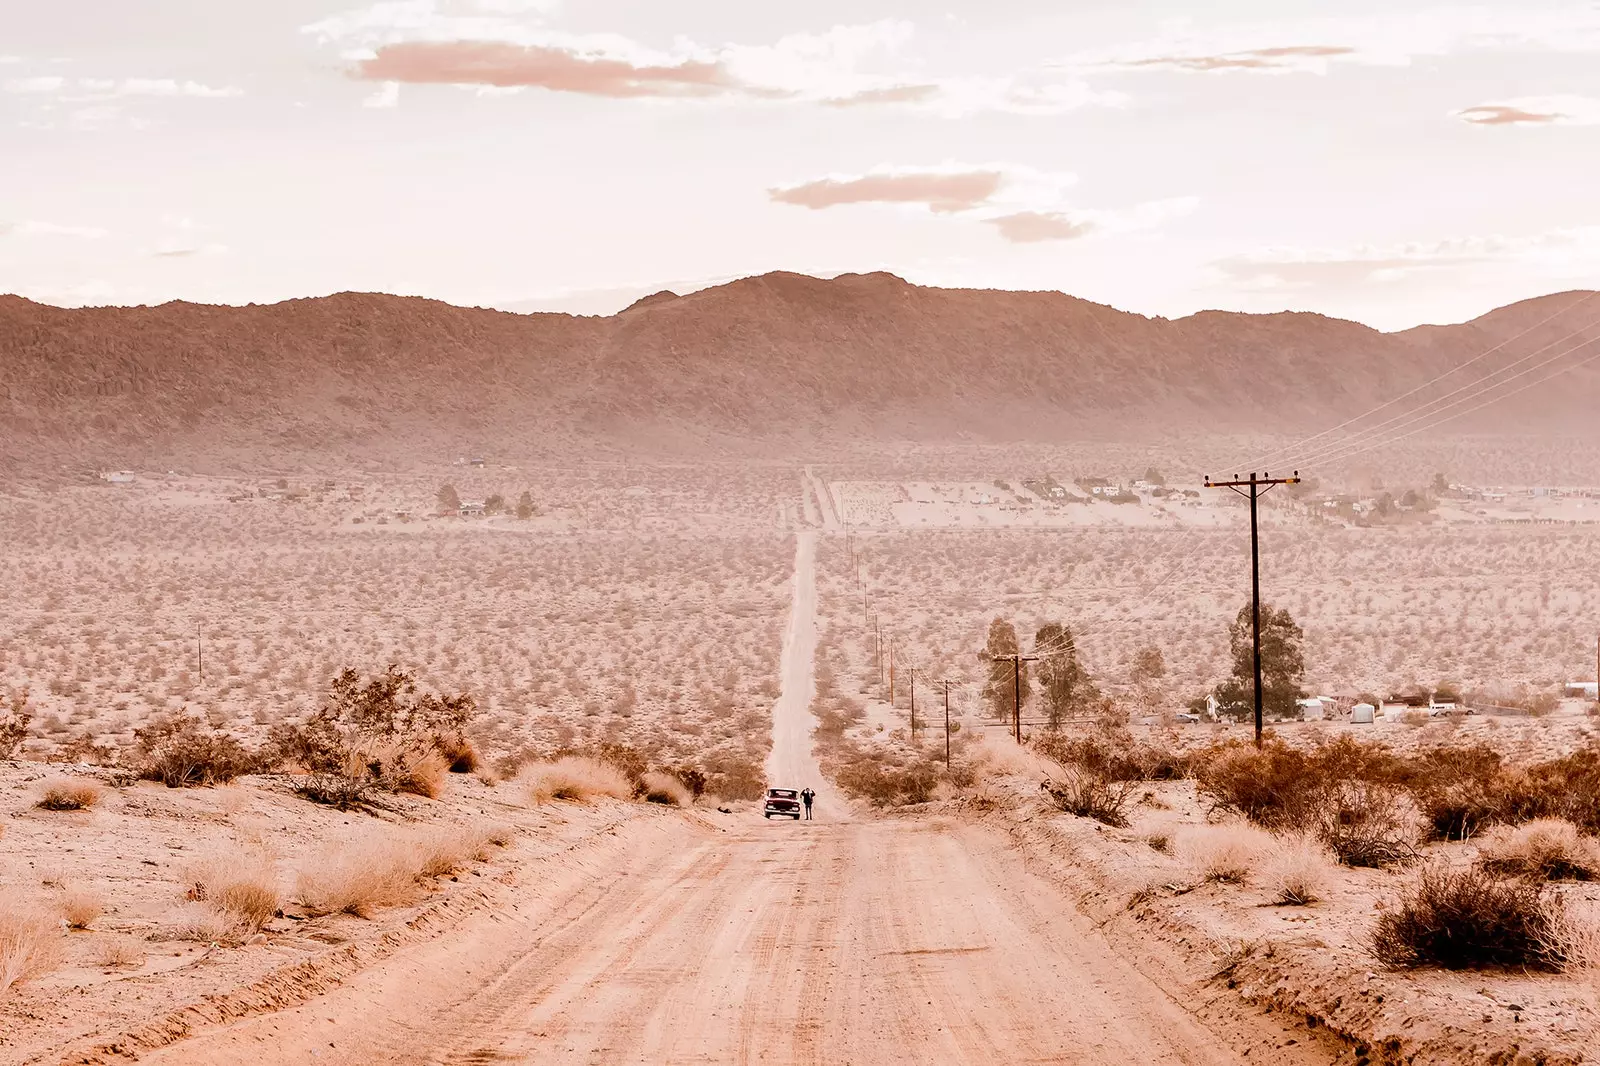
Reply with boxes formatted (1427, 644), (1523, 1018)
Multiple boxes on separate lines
(1212, 227), (1600, 290)
(769, 163), (1195, 244)
(3, 75), (242, 99)
(0, 220), (108, 239)
(1066, 5), (1600, 76)
(771, 168), (1007, 214)
(309, 4), (1115, 115)
(1454, 95), (1600, 126)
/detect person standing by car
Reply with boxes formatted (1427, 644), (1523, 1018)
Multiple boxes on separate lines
(801, 787), (815, 820)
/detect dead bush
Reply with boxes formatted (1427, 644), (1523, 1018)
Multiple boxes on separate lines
(1372, 863), (1559, 970)
(1177, 823), (1276, 885)
(1313, 781), (1421, 868)
(1040, 765), (1137, 827)
(1261, 835), (1336, 905)
(186, 849), (281, 932)
(1478, 819), (1600, 882)
(0, 907), (61, 993)
(59, 887), (104, 930)
(522, 756), (634, 804)
(640, 771), (692, 807)
(412, 825), (487, 879)
(1, 691), (33, 759)
(831, 750), (941, 807)
(36, 778), (103, 811)
(135, 715), (260, 787)
(294, 832), (424, 918)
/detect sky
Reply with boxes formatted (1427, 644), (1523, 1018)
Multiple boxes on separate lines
(3, 0), (1600, 330)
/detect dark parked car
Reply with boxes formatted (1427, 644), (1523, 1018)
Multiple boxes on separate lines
(763, 787), (801, 819)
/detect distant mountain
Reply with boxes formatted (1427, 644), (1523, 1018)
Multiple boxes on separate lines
(2, 272), (1598, 472)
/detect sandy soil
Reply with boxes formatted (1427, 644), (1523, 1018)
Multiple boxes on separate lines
(136, 814), (1337, 1066)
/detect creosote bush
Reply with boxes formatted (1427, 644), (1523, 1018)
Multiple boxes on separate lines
(136, 715), (261, 787)
(271, 666), (477, 809)
(1178, 823), (1277, 885)
(1261, 835), (1336, 905)
(0, 691), (32, 759)
(1040, 765), (1137, 827)
(522, 756), (634, 804)
(1372, 863), (1560, 970)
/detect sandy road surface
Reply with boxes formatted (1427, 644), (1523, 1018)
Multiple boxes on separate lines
(143, 814), (1327, 1066)
(765, 530), (834, 819)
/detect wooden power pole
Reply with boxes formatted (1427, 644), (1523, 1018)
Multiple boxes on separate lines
(908, 667), (916, 736)
(1203, 471), (1302, 749)
(991, 653), (1038, 743)
(942, 679), (953, 768)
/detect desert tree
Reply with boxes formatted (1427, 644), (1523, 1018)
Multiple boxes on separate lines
(516, 491), (535, 520)
(484, 493), (506, 515)
(982, 618), (1029, 721)
(1034, 622), (1088, 729)
(1213, 603), (1305, 721)
(1130, 646), (1166, 685)
(437, 483), (461, 514)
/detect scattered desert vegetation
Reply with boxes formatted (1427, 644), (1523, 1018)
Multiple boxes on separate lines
(36, 777), (103, 811)
(0, 906), (61, 993)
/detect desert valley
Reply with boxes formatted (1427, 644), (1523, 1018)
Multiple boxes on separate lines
(1, 273), (1600, 1064)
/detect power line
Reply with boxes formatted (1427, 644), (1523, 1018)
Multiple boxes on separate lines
(1290, 329), (1600, 469)
(1245, 289), (1600, 471)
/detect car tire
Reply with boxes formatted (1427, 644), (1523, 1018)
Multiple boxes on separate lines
(763, 813), (770, 819)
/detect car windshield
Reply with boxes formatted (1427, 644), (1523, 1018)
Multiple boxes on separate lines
(767, 789), (797, 798)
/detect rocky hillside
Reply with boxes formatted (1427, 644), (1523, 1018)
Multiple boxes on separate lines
(2, 272), (1598, 471)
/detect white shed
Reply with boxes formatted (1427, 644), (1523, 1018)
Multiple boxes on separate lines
(1296, 697), (1326, 720)
(1351, 702), (1376, 724)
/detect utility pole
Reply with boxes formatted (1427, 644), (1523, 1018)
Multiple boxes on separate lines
(942, 679), (953, 768)
(991, 653), (1038, 743)
(875, 619), (883, 688)
(908, 667), (916, 736)
(1203, 470), (1302, 749)
(196, 622), (204, 685)
(889, 642), (895, 706)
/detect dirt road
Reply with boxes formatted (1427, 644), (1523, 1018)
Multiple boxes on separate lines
(135, 530), (1329, 1065)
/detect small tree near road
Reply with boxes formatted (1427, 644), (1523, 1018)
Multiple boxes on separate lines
(516, 491), (535, 519)
(437, 483), (461, 514)
(1034, 622), (1089, 729)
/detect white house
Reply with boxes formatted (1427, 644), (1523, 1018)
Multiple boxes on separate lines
(1565, 681), (1600, 699)
(99, 470), (136, 484)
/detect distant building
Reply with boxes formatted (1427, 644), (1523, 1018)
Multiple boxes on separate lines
(99, 470), (136, 484)
(469, 457), (486, 468)
(458, 500), (486, 516)
(1565, 682), (1599, 699)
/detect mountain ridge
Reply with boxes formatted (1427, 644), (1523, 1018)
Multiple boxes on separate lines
(3, 273), (1597, 471)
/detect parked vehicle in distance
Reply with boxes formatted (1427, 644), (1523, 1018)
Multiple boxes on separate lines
(1174, 712), (1200, 724)
(763, 787), (802, 819)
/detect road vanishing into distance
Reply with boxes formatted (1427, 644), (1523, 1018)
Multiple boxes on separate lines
(143, 528), (1330, 1066)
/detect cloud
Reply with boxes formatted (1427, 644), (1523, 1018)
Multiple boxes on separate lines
(310, 5), (1112, 115)
(1066, 5), (1600, 76)
(769, 164), (1193, 244)
(364, 80), (401, 107)
(984, 212), (1096, 243)
(356, 40), (736, 97)
(1212, 227), (1600, 290)
(770, 168), (1007, 213)
(3, 75), (241, 99)
(0, 220), (108, 239)
(1454, 95), (1600, 126)
(1108, 45), (1357, 74)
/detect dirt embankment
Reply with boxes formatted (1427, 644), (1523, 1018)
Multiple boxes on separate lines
(967, 774), (1597, 1066)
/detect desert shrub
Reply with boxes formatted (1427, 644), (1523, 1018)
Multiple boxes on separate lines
(668, 766), (708, 799)
(0, 691), (32, 759)
(640, 771), (692, 806)
(436, 734), (481, 774)
(1478, 820), (1600, 882)
(1194, 741), (1318, 827)
(1518, 749), (1600, 834)
(412, 825), (490, 878)
(1372, 863), (1559, 970)
(0, 907), (61, 993)
(271, 666), (476, 806)
(1261, 835), (1336, 905)
(59, 887), (104, 930)
(522, 756), (634, 804)
(36, 778), (103, 811)
(1314, 781), (1421, 868)
(186, 849), (281, 932)
(1408, 744), (1505, 839)
(702, 754), (766, 801)
(294, 833), (424, 918)
(1040, 765), (1137, 827)
(1177, 823), (1276, 884)
(1032, 731), (1190, 782)
(136, 715), (260, 787)
(831, 750), (941, 807)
